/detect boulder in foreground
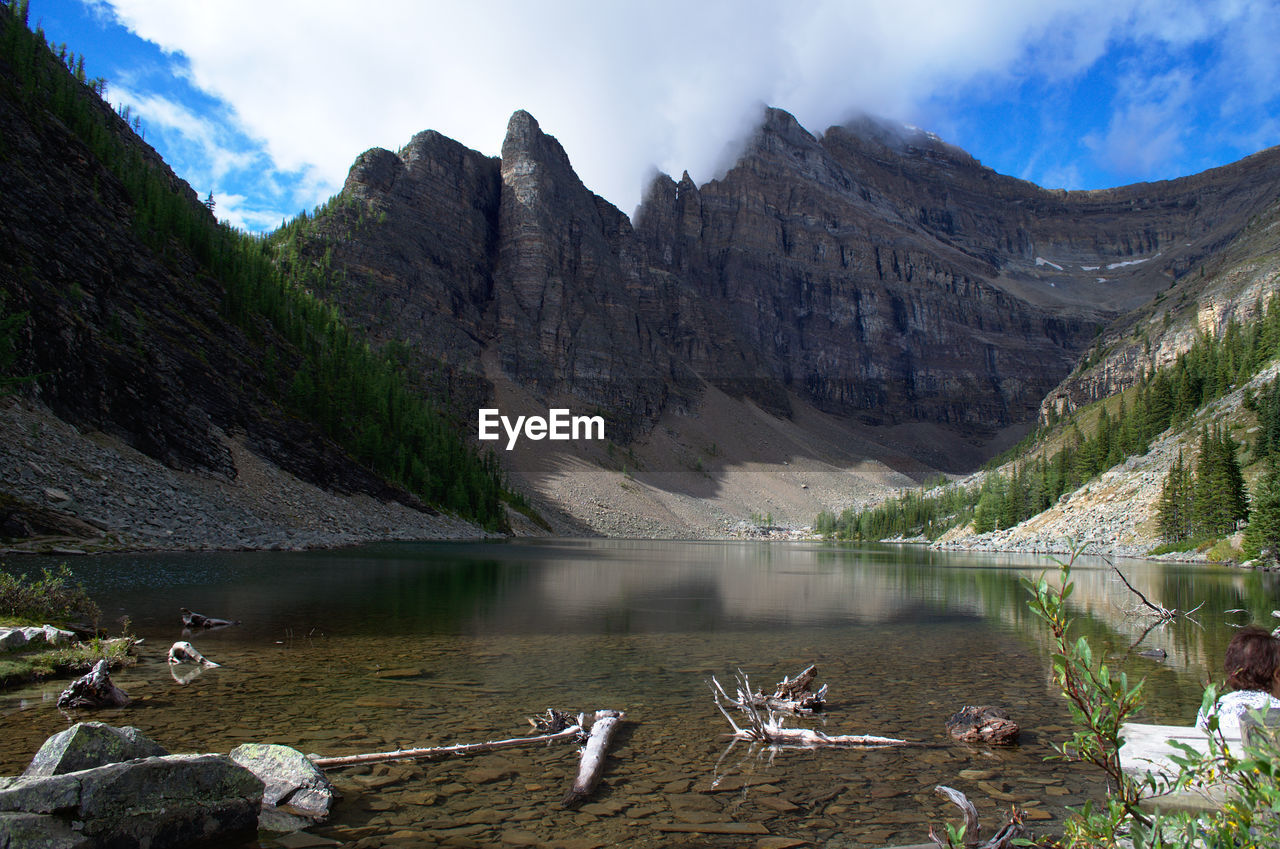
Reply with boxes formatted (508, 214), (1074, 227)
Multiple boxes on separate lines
(0, 753), (262, 848)
(22, 722), (168, 778)
(230, 742), (338, 818)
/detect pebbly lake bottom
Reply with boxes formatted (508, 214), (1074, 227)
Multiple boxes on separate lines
(1, 539), (1271, 847)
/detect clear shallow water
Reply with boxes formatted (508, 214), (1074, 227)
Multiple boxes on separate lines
(1, 540), (1276, 848)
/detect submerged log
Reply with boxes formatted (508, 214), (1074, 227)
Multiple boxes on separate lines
(310, 724), (584, 770)
(562, 709), (625, 809)
(180, 607), (239, 629)
(57, 659), (130, 710)
(945, 706), (1020, 745)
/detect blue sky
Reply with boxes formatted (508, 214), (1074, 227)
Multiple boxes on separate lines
(32, 0), (1280, 232)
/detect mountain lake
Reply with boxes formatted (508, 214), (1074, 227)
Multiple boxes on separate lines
(1, 539), (1274, 848)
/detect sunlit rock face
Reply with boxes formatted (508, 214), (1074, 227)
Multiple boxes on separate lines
(313, 106), (1280, 451)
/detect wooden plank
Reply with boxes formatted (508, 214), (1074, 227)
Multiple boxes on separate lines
(1119, 722), (1216, 781)
(1119, 723), (1231, 814)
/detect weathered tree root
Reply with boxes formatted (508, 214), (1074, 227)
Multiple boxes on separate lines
(929, 785), (1027, 849)
(738, 663), (829, 713)
(57, 659), (130, 710)
(710, 671), (911, 748)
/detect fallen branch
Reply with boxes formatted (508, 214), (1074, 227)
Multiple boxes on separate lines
(1111, 561), (1202, 623)
(562, 709), (625, 809)
(310, 724), (583, 770)
(180, 607), (239, 629)
(710, 672), (912, 748)
(167, 641), (219, 667)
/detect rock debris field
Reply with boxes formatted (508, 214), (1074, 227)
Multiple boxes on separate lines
(0, 397), (486, 553)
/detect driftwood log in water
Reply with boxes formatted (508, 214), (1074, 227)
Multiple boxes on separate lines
(180, 607), (239, 629)
(57, 659), (130, 709)
(562, 709), (625, 809)
(310, 723), (584, 769)
(167, 641), (219, 667)
(729, 664), (827, 714)
(711, 673), (912, 748)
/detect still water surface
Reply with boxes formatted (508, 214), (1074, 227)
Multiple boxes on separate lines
(2, 540), (1276, 848)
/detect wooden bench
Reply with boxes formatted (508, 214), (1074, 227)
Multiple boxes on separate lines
(1120, 713), (1280, 813)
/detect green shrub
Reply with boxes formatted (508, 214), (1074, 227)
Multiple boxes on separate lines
(0, 563), (100, 626)
(1026, 548), (1280, 846)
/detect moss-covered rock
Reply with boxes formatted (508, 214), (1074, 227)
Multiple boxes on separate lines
(0, 753), (263, 848)
(0, 810), (89, 849)
(229, 742), (337, 817)
(22, 722), (167, 778)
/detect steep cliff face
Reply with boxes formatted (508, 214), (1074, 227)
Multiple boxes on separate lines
(490, 111), (697, 438)
(1039, 184), (1280, 419)
(635, 109), (1091, 429)
(298, 106), (1280, 490)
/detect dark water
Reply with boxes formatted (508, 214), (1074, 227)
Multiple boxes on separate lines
(2, 540), (1276, 848)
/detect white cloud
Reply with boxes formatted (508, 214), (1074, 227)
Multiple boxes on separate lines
(110, 85), (253, 180)
(90, 0), (1279, 219)
(212, 192), (286, 232)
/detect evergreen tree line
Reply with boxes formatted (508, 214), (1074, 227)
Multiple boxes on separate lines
(820, 293), (1280, 542)
(814, 481), (972, 542)
(0, 2), (512, 529)
(1156, 425), (1248, 545)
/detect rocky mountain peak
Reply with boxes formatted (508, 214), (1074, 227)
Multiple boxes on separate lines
(304, 105), (1280, 479)
(343, 146), (403, 197)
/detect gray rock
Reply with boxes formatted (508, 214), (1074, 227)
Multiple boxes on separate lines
(0, 754), (262, 848)
(230, 743), (338, 817)
(0, 630), (27, 653)
(23, 722), (169, 778)
(40, 625), (74, 646)
(0, 772), (82, 813)
(0, 811), (90, 849)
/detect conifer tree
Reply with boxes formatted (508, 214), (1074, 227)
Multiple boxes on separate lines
(1192, 425), (1248, 536)
(972, 477), (1003, 534)
(1158, 450), (1194, 543)
(1244, 459), (1280, 561)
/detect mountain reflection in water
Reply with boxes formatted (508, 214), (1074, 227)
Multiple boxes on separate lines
(1, 541), (1272, 848)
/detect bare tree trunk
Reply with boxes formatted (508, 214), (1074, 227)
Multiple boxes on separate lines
(562, 709), (625, 808)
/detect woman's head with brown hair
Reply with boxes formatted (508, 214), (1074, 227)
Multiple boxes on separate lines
(1224, 625), (1280, 692)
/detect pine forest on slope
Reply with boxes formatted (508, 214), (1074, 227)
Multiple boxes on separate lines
(0, 2), (516, 538)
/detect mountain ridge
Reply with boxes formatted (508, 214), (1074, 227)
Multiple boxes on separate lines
(275, 104), (1280, 535)
(5, 0), (1280, 546)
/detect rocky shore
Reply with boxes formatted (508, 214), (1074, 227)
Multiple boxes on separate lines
(0, 397), (488, 554)
(929, 362), (1280, 562)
